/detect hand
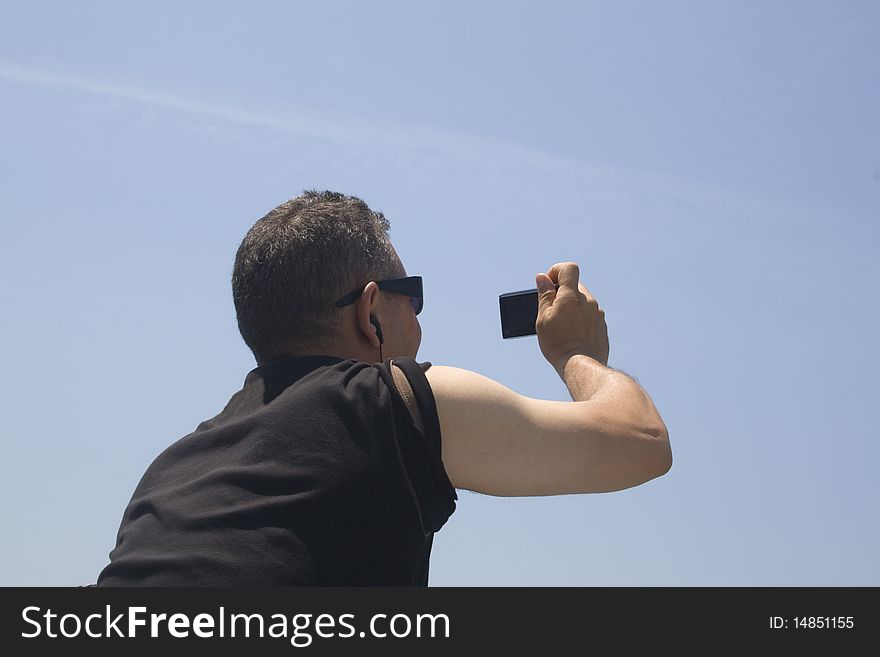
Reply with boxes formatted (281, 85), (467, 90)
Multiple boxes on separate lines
(535, 262), (609, 369)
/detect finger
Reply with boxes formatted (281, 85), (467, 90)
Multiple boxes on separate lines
(535, 273), (558, 299)
(546, 262), (580, 292)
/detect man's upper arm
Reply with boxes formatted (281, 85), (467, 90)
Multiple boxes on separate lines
(423, 365), (671, 497)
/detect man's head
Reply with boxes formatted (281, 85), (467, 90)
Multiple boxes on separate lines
(232, 190), (422, 366)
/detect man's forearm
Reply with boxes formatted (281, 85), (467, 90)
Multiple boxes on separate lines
(554, 353), (613, 401)
(555, 354), (669, 439)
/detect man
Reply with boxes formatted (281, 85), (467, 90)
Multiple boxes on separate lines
(97, 190), (671, 586)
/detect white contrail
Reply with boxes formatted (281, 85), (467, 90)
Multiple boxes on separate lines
(0, 60), (381, 146)
(0, 60), (520, 163)
(0, 59), (786, 221)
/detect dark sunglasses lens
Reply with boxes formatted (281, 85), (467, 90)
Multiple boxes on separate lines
(408, 277), (423, 314)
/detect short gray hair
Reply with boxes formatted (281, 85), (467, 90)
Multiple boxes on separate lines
(231, 190), (402, 364)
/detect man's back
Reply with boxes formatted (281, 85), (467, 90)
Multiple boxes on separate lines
(97, 355), (456, 586)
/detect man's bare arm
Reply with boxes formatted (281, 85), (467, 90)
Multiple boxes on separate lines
(425, 261), (671, 497)
(425, 358), (671, 497)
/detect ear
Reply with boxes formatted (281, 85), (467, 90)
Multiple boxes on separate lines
(355, 281), (382, 348)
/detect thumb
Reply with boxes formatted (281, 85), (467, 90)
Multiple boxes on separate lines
(536, 273), (556, 303)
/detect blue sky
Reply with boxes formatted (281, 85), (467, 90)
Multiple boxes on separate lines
(1, 0), (877, 585)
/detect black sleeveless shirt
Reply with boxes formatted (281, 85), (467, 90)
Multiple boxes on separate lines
(96, 355), (457, 586)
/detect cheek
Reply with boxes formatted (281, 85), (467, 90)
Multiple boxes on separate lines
(404, 304), (418, 330)
(402, 307), (418, 337)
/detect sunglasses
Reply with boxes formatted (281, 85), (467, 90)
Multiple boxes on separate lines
(334, 275), (423, 315)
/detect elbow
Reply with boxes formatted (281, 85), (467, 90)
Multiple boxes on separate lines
(629, 420), (671, 485)
(605, 424), (673, 493)
(656, 438), (673, 478)
(647, 424), (672, 479)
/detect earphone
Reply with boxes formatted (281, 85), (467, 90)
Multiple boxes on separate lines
(370, 316), (384, 344)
